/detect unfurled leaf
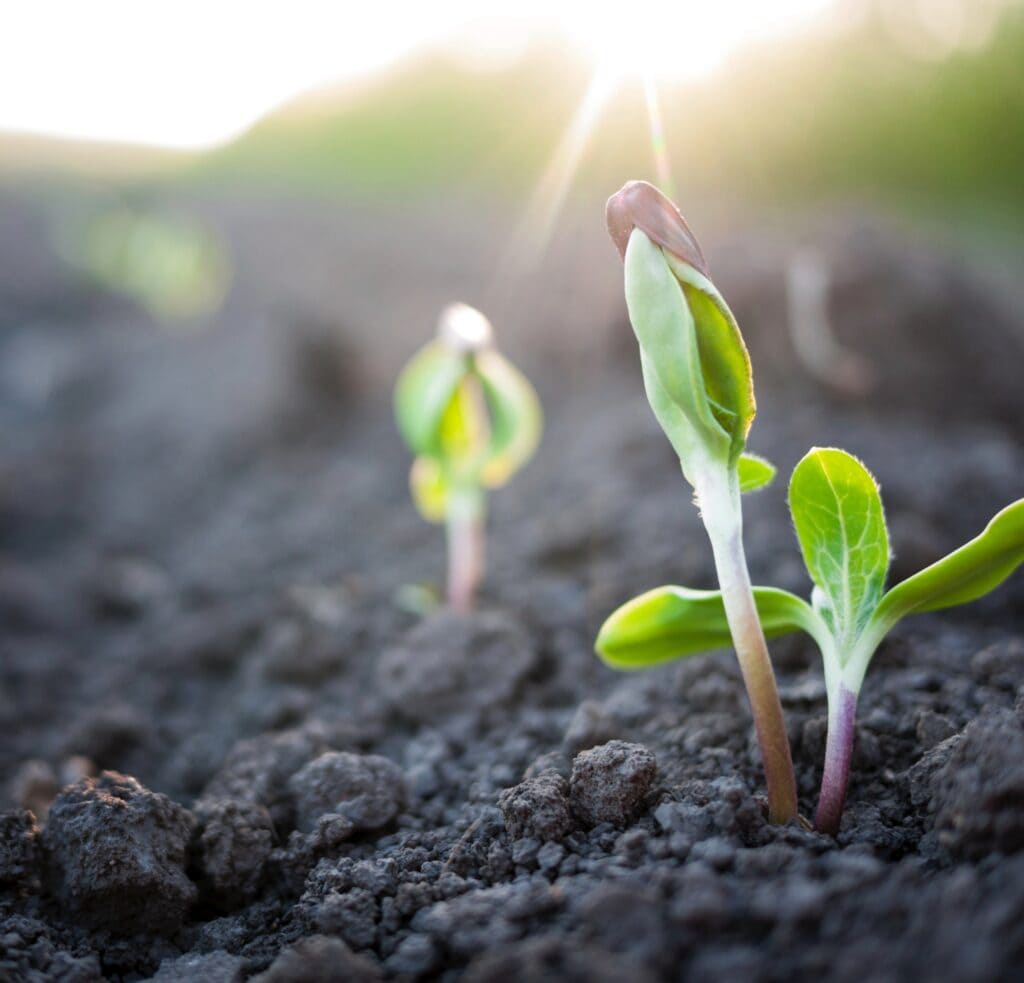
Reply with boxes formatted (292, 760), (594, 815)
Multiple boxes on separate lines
(738, 453), (777, 493)
(789, 448), (889, 646)
(873, 498), (1024, 629)
(595, 584), (822, 670)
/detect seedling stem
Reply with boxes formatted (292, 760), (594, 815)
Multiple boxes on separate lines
(816, 681), (857, 836)
(446, 486), (485, 613)
(698, 466), (798, 824)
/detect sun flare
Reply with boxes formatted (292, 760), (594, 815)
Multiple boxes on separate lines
(0, 0), (838, 150)
(555, 0), (834, 82)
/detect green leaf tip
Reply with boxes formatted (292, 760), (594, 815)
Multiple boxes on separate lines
(789, 447), (890, 647)
(738, 453), (777, 493)
(873, 497), (1024, 629)
(394, 303), (542, 523)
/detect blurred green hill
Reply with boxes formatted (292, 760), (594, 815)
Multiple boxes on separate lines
(191, 4), (1024, 233)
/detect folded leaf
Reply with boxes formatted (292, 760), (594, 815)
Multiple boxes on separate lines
(789, 448), (890, 646)
(873, 499), (1024, 628)
(666, 255), (756, 460)
(595, 584), (820, 670)
(623, 230), (726, 457)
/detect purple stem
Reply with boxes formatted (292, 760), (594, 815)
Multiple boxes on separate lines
(815, 682), (858, 836)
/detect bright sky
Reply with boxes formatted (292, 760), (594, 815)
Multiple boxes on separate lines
(0, 0), (840, 150)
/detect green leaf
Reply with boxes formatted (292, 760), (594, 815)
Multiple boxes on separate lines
(476, 349), (542, 488)
(639, 350), (709, 485)
(394, 341), (467, 457)
(789, 448), (890, 647)
(623, 230), (729, 460)
(738, 453), (776, 493)
(872, 498), (1024, 628)
(595, 585), (820, 670)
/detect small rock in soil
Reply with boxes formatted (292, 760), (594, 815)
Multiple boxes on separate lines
(376, 610), (534, 722)
(288, 751), (406, 834)
(445, 807), (506, 877)
(384, 932), (440, 976)
(201, 724), (330, 829)
(0, 914), (103, 982)
(569, 741), (657, 828)
(42, 771), (196, 935)
(463, 935), (658, 983)
(915, 709), (958, 750)
(314, 887), (379, 949)
(250, 935), (382, 982)
(498, 771), (574, 842)
(0, 810), (39, 891)
(971, 638), (1024, 691)
(195, 799), (275, 908)
(932, 708), (1024, 859)
(147, 950), (245, 982)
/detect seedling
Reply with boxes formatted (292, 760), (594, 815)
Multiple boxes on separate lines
(394, 303), (542, 612)
(603, 181), (798, 823)
(597, 446), (1024, 835)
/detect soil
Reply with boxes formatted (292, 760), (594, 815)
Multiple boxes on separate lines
(1, 188), (1023, 982)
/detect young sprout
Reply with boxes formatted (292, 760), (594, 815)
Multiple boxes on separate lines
(601, 181), (798, 823)
(394, 303), (542, 612)
(597, 446), (1024, 835)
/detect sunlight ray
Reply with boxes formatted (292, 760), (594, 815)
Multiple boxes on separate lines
(643, 73), (675, 199)
(499, 67), (619, 281)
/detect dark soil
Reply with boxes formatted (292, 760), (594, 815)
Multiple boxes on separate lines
(2, 188), (1023, 981)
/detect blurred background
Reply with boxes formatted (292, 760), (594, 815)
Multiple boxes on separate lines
(4, 0), (1024, 580)
(4, 0), (1023, 344)
(2, 0), (1024, 582)
(2, 0), (1024, 807)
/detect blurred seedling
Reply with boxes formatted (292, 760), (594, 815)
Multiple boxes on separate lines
(598, 446), (1024, 835)
(785, 247), (873, 396)
(394, 303), (542, 612)
(602, 180), (797, 823)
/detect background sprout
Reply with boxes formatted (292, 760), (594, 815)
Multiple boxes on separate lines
(602, 180), (798, 824)
(57, 206), (231, 321)
(394, 303), (542, 612)
(598, 447), (1024, 835)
